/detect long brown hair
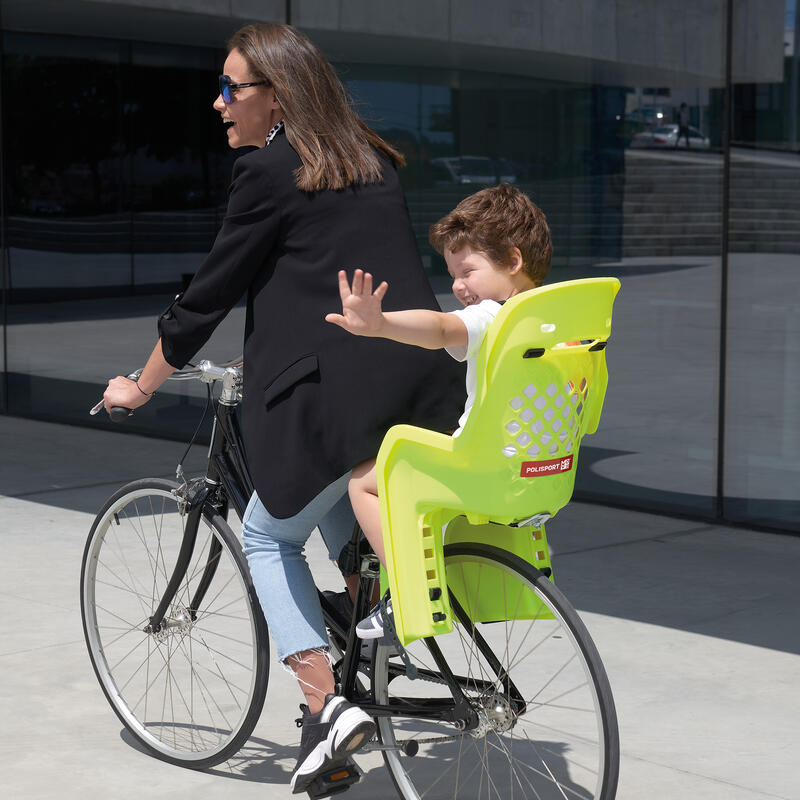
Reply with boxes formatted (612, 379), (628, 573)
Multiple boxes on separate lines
(228, 23), (405, 192)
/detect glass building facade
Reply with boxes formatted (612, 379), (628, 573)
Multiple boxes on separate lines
(1, 0), (797, 532)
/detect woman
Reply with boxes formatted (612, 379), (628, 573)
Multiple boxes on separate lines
(102, 22), (463, 791)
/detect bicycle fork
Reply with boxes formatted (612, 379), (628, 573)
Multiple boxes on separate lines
(143, 482), (222, 636)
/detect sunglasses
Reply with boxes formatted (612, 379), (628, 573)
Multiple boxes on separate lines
(218, 74), (268, 104)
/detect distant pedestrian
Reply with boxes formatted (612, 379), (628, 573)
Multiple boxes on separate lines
(676, 102), (691, 148)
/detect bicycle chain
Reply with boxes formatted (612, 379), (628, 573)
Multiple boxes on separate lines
(404, 732), (469, 746)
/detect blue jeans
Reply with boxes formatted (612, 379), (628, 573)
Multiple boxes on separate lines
(241, 473), (354, 662)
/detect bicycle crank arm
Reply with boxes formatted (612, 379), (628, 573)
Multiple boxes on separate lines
(361, 739), (420, 757)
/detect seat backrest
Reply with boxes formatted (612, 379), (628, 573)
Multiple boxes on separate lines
(450, 277), (620, 524)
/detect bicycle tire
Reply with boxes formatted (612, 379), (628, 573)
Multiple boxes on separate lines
(80, 478), (270, 769)
(372, 542), (619, 800)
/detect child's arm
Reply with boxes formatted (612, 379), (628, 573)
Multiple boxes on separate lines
(325, 269), (467, 350)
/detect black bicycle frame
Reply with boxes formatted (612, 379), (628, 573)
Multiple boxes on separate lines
(145, 394), (514, 731)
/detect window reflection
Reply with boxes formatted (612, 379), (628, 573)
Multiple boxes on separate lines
(340, 65), (724, 513)
(127, 42), (232, 292)
(4, 34), (128, 301)
(0, 5), (797, 530)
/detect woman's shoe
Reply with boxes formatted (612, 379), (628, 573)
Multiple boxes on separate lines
(290, 694), (375, 794)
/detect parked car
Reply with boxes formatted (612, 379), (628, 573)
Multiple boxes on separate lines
(493, 158), (518, 184)
(430, 156), (516, 185)
(624, 106), (670, 129)
(629, 124), (710, 150)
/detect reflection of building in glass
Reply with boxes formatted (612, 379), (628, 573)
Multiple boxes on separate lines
(0, 0), (797, 532)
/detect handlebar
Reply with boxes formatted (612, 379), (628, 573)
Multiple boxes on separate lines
(160, 355), (243, 382)
(90, 356), (243, 422)
(109, 406), (132, 423)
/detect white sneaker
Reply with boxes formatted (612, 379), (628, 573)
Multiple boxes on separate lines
(355, 597), (393, 640)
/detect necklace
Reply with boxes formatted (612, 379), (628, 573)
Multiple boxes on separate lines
(266, 120), (284, 146)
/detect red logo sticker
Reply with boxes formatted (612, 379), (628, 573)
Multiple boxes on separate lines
(520, 455), (574, 477)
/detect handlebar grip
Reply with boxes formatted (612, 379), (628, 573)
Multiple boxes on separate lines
(109, 406), (133, 422)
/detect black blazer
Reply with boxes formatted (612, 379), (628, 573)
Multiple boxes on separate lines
(159, 129), (464, 517)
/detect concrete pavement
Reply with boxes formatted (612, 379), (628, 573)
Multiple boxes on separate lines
(0, 415), (798, 799)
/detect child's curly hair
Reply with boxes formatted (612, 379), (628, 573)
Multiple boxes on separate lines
(429, 183), (552, 286)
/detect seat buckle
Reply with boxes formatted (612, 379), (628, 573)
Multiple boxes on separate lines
(511, 512), (551, 529)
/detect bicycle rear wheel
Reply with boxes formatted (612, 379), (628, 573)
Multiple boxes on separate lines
(80, 478), (269, 769)
(372, 543), (619, 800)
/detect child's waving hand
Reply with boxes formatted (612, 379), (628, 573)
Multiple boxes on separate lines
(325, 269), (389, 336)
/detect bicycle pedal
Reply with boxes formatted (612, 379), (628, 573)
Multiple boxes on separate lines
(305, 759), (361, 799)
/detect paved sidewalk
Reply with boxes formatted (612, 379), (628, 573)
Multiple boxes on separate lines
(0, 415), (797, 799)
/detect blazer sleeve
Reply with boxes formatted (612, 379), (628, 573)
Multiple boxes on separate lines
(158, 154), (280, 369)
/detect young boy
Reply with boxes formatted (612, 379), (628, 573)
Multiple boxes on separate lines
(325, 182), (553, 637)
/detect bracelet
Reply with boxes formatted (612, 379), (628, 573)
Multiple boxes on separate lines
(135, 381), (155, 397)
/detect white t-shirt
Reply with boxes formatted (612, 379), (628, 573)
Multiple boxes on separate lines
(444, 299), (502, 436)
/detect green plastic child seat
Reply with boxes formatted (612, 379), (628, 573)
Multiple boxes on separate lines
(376, 277), (620, 645)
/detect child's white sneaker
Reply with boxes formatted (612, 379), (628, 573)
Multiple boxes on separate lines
(355, 597), (393, 640)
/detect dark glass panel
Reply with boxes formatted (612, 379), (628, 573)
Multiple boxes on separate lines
(572, 87), (725, 514)
(346, 73), (459, 270)
(2, 33), (128, 302)
(724, 0), (800, 530)
(3, 32), (134, 426)
(127, 42), (233, 293)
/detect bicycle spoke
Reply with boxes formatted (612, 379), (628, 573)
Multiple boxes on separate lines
(517, 730), (589, 800)
(190, 625), (255, 650)
(175, 634), (235, 735)
(195, 591), (251, 619)
(94, 601), (148, 631)
(195, 570), (239, 618)
(103, 532), (155, 620)
(94, 568), (154, 608)
(192, 608), (250, 623)
(494, 732), (545, 800)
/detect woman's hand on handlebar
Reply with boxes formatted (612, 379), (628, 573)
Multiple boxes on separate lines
(97, 339), (174, 418)
(103, 376), (151, 415)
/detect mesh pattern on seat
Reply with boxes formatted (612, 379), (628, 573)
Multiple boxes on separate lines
(503, 376), (590, 460)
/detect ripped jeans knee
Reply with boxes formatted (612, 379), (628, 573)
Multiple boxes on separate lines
(283, 646), (334, 674)
(282, 647), (335, 699)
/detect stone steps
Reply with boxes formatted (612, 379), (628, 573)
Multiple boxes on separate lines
(621, 156), (800, 254)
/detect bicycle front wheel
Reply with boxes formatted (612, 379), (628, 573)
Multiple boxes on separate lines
(373, 543), (619, 800)
(80, 478), (269, 769)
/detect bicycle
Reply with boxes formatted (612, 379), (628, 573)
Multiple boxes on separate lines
(82, 356), (619, 799)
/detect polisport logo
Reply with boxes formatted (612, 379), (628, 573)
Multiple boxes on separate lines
(520, 455), (574, 477)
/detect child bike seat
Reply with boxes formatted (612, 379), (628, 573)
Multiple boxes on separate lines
(376, 277), (620, 645)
